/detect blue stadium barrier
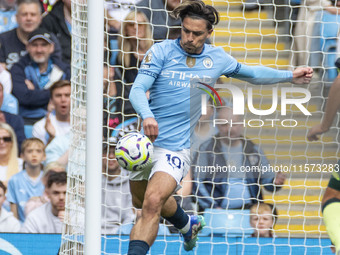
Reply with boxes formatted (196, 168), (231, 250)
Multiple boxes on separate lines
(0, 234), (334, 255)
(119, 223), (171, 236)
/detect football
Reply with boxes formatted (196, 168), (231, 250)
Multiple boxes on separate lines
(115, 132), (153, 172)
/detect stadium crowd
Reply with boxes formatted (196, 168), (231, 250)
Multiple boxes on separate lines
(0, 1), (338, 252)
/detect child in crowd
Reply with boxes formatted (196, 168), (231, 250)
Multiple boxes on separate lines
(250, 203), (278, 237)
(7, 138), (45, 222)
(0, 181), (20, 232)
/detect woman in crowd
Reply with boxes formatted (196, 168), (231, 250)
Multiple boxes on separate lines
(0, 123), (22, 186)
(113, 10), (153, 123)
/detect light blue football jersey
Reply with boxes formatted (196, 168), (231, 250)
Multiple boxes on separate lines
(138, 38), (240, 151)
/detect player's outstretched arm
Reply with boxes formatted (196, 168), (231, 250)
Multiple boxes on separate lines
(307, 74), (340, 141)
(232, 64), (313, 85)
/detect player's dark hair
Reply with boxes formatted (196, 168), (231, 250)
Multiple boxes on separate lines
(0, 181), (6, 194)
(47, 171), (67, 188)
(171, 0), (219, 30)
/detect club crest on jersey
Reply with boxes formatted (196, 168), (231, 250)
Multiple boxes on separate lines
(144, 52), (152, 63)
(203, 57), (213, 69)
(186, 57), (196, 68)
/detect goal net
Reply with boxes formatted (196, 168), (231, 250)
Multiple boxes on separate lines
(60, 0), (339, 253)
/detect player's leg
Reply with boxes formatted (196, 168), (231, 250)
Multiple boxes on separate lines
(129, 180), (148, 209)
(322, 173), (340, 254)
(130, 179), (188, 217)
(128, 171), (177, 255)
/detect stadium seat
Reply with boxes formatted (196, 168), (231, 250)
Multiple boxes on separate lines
(200, 209), (253, 237)
(320, 11), (340, 81)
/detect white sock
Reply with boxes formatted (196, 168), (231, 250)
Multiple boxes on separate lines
(179, 217), (191, 234)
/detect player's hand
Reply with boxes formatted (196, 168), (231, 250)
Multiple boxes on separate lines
(292, 67), (313, 84)
(307, 123), (328, 141)
(143, 117), (158, 143)
(274, 172), (286, 185)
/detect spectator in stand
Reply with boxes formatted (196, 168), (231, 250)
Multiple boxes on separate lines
(0, 181), (21, 232)
(40, 0), (71, 64)
(101, 139), (135, 234)
(21, 171), (66, 233)
(32, 80), (71, 145)
(250, 203), (278, 238)
(105, 0), (141, 31)
(192, 103), (286, 211)
(0, 82), (26, 150)
(7, 137), (45, 222)
(45, 106), (86, 168)
(136, 0), (181, 41)
(0, 123), (22, 186)
(0, 0), (17, 34)
(11, 28), (70, 127)
(114, 11), (153, 123)
(24, 161), (65, 216)
(0, 0), (62, 70)
(291, 0), (340, 67)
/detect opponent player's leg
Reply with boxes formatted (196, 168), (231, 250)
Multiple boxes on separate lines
(322, 173), (340, 254)
(128, 171), (177, 255)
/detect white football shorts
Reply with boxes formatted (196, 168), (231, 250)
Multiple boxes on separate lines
(129, 146), (191, 190)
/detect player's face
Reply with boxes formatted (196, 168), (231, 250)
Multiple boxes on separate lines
(126, 14), (147, 39)
(16, 3), (41, 34)
(0, 129), (12, 158)
(102, 146), (120, 175)
(250, 211), (273, 237)
(22, 143), (45, 168)
(180, 17), (212, 55)
(48, 183), (66, 212)
(27, 39), (54, 64)
(51, 86), (71, 117)
(217, 108), (243, 139)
